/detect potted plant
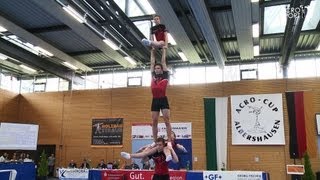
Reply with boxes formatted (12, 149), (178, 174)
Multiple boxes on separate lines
(303, 152), (315, 180)
(37, 150), (48, 180)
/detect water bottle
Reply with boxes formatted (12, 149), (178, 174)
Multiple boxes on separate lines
(186, 160), (190, 170)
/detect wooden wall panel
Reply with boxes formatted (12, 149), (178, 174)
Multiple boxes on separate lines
(0, 89), (19, 122)
(16, 78), (320, 180)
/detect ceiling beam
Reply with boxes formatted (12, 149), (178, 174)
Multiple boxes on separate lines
(129, 15), (153, 22)
(68, 50), (102, 56)
(81, 0), (150, 58)
(261, 0), (291, 7)
(0, 15), (92, 72)
(0, 60), (36, 75)
(27, 25), (70, 34)
(210, 5), (232, 12)
(186, 0), (226, 67)
(231, 0), (254, 59)
(29, 0), (137, 68)
(0, 38), (84, 84)
(174, 0), (209, 62)
(279, 0), (311, 66)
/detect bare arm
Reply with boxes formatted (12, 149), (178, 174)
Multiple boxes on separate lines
(130, 146), (157, 159)
(176, 144), (187, 153)
(169, 147), (179, 163)
(150, 48), (156, 72)
(161, 48), (167, 71)
(164, 31), (168, 49)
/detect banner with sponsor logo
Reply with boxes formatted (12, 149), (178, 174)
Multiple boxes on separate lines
(101, 170), (186, 180)
(203, 171), (269, 180)
(132, 123), (192, 170)
(58, 168), (89, 179)
(92, 118), (123, 146)
(231, 94), (285, 145)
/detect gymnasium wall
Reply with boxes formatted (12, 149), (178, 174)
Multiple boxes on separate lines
(17, 78), (320, 180)
(0, 89), (19, 122)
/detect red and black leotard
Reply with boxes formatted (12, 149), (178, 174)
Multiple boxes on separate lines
(151, 24), (167, 42)
(151, 71), (169, 111)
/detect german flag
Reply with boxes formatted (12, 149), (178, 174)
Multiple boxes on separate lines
(285, 91), (317, 159)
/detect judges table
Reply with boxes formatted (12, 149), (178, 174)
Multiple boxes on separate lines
(85, 169), (270, 180)
(0, 162), (36, 180)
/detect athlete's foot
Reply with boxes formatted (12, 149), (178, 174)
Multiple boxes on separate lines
(165, 155), (172, 162)
(120, 152), (131, 159)
(141, 38), (151, 46)
(149, 142), (156, 148)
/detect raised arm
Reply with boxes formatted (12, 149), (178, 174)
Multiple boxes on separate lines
(169, 147), (179, 163)
(161, 48), (168, 71)
(176, 144), (188, 153)
(164, 31), (168, 49)
(150, 48), (156, 72)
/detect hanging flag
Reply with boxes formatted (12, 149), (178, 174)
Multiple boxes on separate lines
(204, 97), (228, 170)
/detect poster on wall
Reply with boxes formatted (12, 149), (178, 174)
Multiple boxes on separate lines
(91, 118), (123, 146)
(131, 123), (192, 170)
(231, 93), (285, 145)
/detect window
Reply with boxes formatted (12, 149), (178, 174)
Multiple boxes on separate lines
(287, 58), (317, 78)
(34, 78), (46, 92)
(206, 66), (223, 83)
(171, 68), (189, 85)
(240, 69), (258, 80)
(302, 0), (320, 31)
(134, 21), (152, 39)
(223, 65), (240, 82)
(46, 78), (59, 92)
(99, 73), (113, 89)
(85, 75), (99, 89)
(0, 73), (13, 91)
(20, 79), (34, 93)
(189, 67), (206, 84)
(59, 78), (69, 91)
(142, 70), (151, 87)
(264, 5), (287, 34)
(112, 72), (127, 88)
(258, 62), (279, 80)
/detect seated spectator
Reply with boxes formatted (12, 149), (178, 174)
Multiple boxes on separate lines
(121, 161), (131, 169)
(130, 159), (139, 170)
(143, 160), (151, 170)
(0, 152), (9, 162)
(68, 160), (77, 168)
(10, 154), (18, 162)
(96, 159), (106, 169)
(23, 154), (33, 162)
(18, 153), (25, 162)
(106, 162), (113, 169)
(80, 159), (90, 169)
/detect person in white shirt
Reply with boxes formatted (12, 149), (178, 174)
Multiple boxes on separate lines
(23, 154), (33, 162)
(0, 152), (8, 162)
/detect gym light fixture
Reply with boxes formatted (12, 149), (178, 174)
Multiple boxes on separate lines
(20, 64), (37, 73)
(178, 52), (188, 61)
(103, 38), (119, 50)
(63, 5), (86, 23)
(124, 56), (137, 66)
(63, 62), (79, 70)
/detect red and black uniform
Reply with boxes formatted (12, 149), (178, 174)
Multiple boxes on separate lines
(151, 71), (169, 111)
(151, 24), (167, 42)
(149, 151), (169, 180)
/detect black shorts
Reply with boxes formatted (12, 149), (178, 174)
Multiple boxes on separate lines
(152, 174), (169, 180)
(151, 96), (170, 111)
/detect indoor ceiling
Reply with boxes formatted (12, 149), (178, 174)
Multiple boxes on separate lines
(0, 0), (319, 84)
